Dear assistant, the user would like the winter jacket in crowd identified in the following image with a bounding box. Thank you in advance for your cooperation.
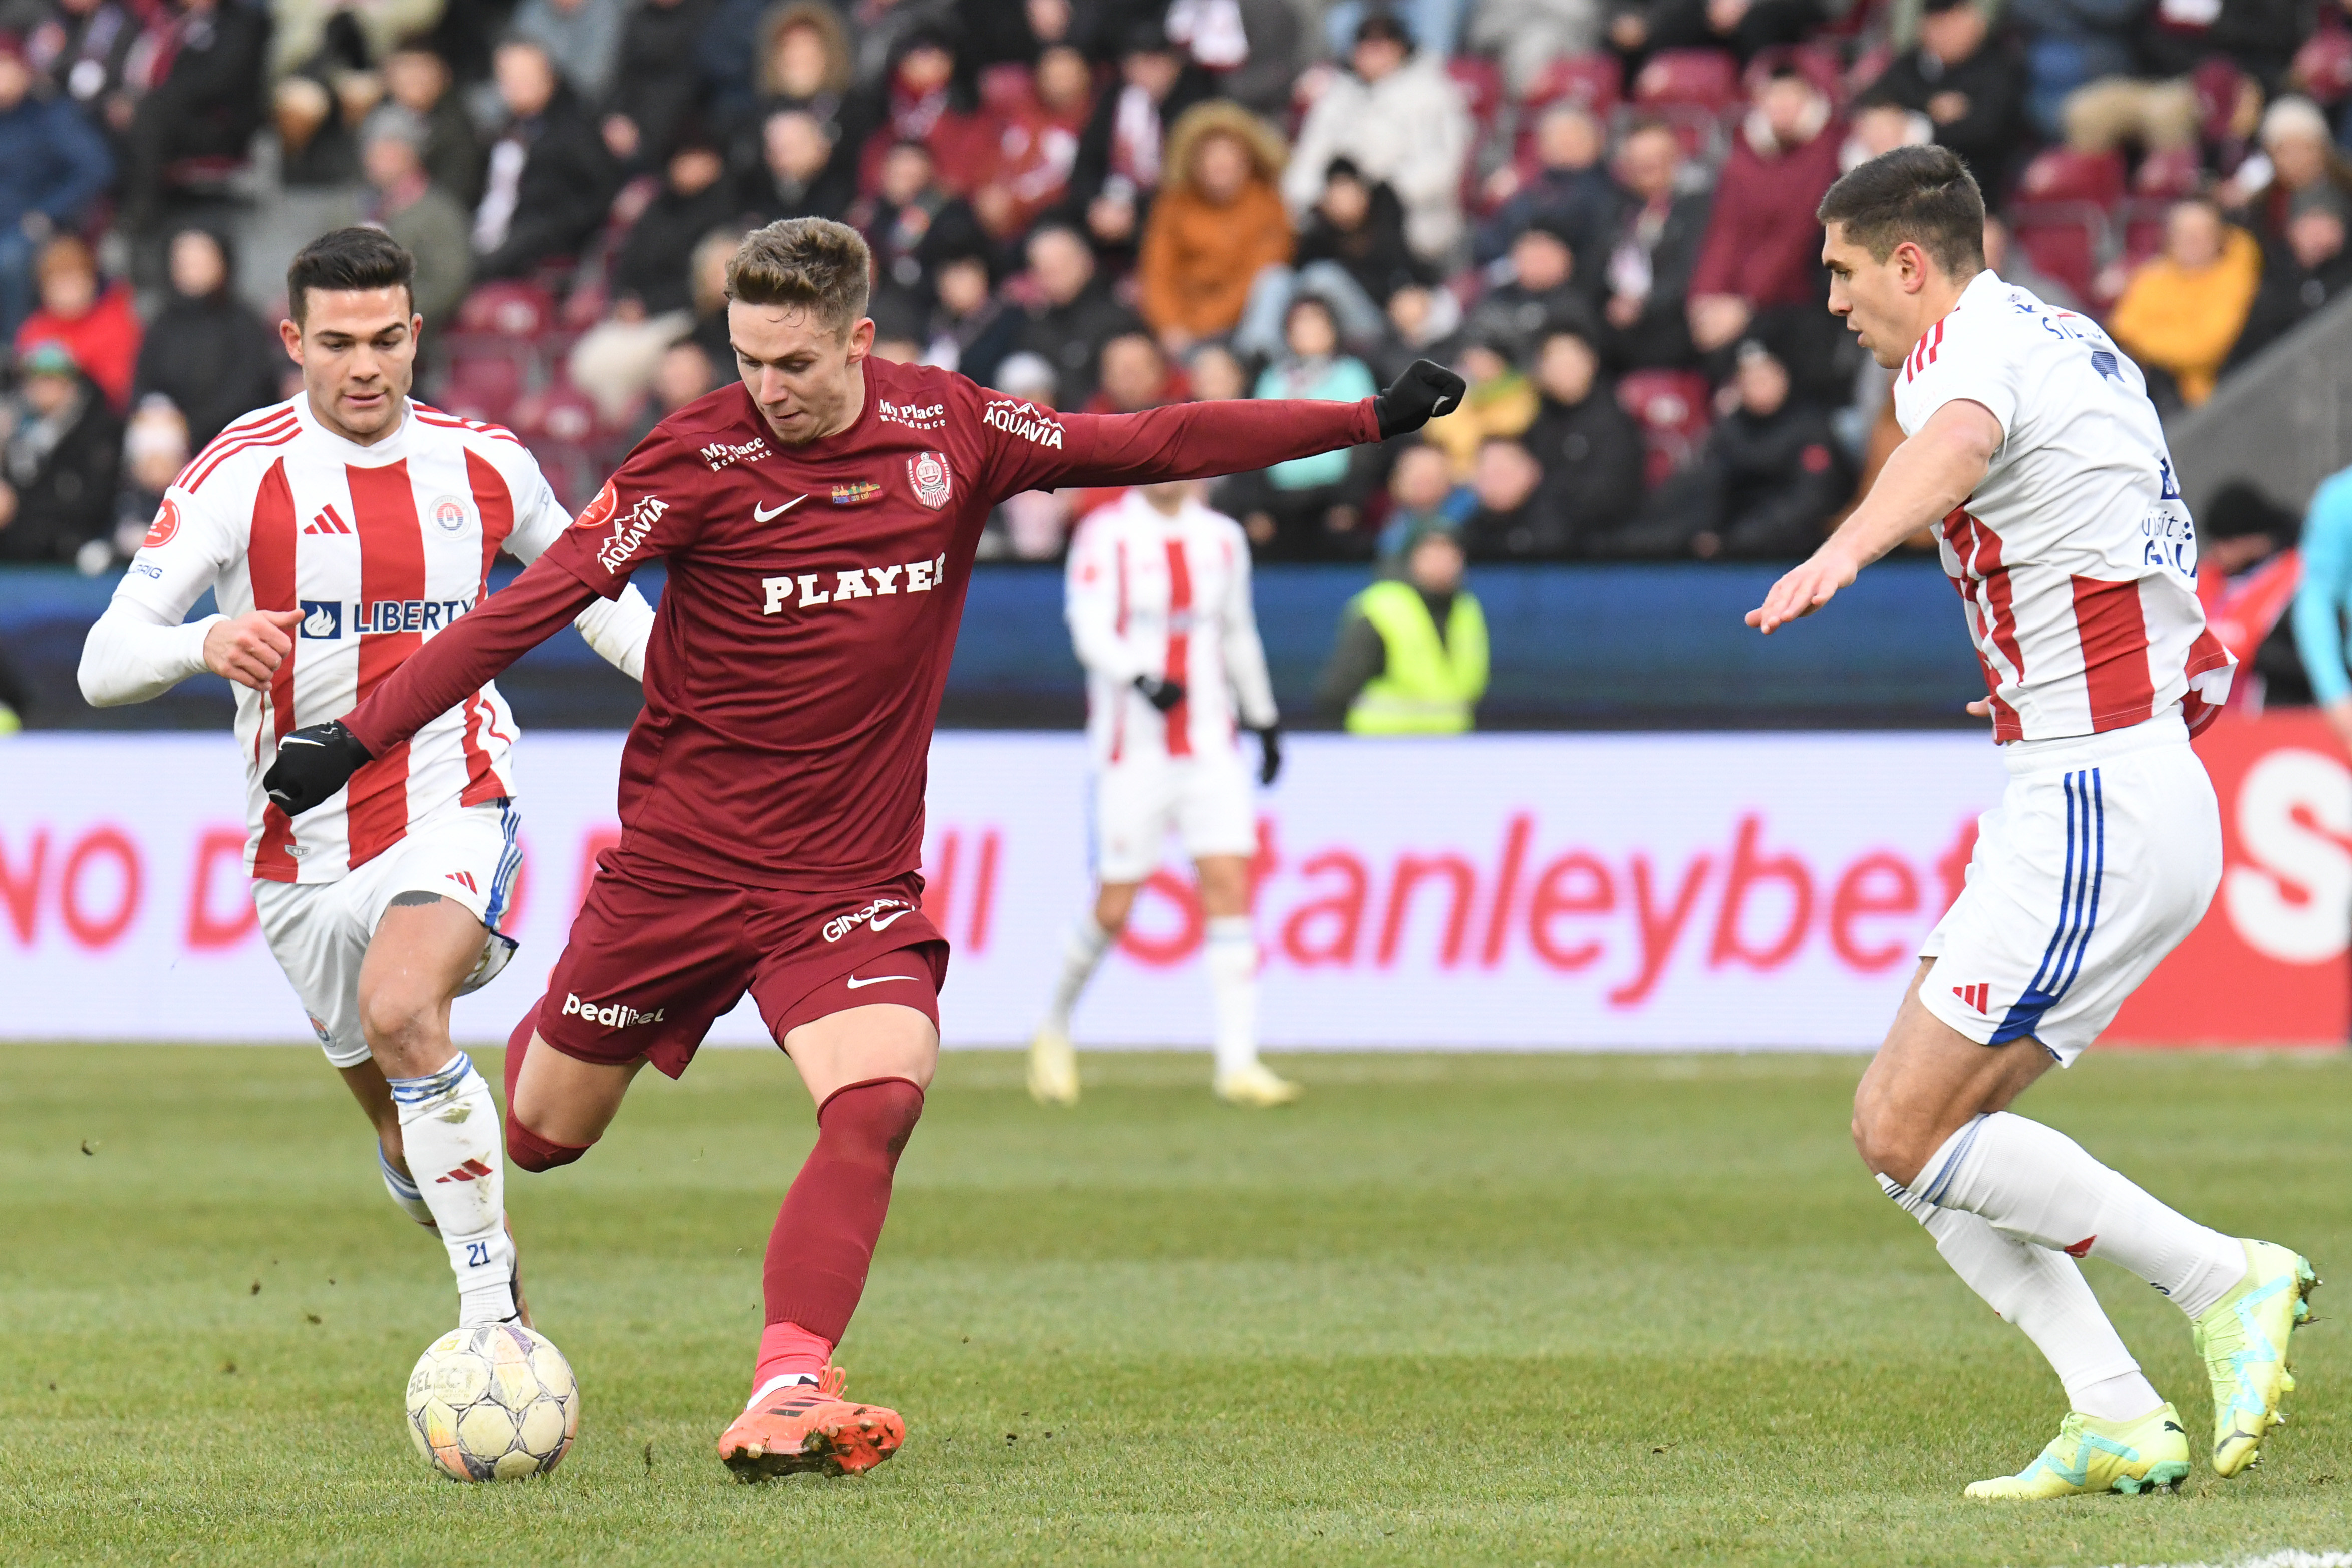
[1137,102,1294,340]
[1282,47,1474,263]
[1688,108,1843,310]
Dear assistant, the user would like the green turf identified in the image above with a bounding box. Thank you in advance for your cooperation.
[3,1044,2348,1566]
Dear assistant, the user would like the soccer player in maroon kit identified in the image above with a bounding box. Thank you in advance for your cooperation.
[264,218,1462,1479]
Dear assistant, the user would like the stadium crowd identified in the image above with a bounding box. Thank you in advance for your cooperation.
[0,0,2345,573]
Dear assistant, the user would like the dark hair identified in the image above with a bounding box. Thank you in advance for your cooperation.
[285,226,415,325]
[726,217,872,336]
[1816,145,1986,277]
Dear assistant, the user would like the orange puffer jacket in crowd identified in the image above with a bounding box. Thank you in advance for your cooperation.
[1136,102,1294,339]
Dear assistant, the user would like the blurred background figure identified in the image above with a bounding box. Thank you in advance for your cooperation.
[0,27,112,341]
[0,338,120,568]
[131,226,279,451]
[1320,522,1488,733]
[2107,197,2260,412]
[1136,101,1291,353]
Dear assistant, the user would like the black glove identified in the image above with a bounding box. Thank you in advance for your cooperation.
[1252,724,1282,787]
[1135,674,1186,713]
[1375,359,1467,439]
[262,720,373,817]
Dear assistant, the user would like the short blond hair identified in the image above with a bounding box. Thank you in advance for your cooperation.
[726,218,871,337]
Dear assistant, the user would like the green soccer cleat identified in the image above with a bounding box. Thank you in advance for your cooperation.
[2194,1238,2319,1478]
[1963,1404,2192,1500]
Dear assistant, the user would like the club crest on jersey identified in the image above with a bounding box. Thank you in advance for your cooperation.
[429,495,470,534]
[907,450,952,509]
[833,480,880,506]
[297,600,343,639]
[142,498,180,549]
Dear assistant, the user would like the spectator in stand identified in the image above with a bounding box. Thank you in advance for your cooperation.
[109,393,188,563]
[1424,339,1540,475]
[1840,100,1933,174]
[360,106,472,330]
[1170,0,1304,118]
[2137,0,2303,99]
[1476,103,1615,265]
[1015,222,1139,409]
[1232,293,1380,556]
[1238,158,1417,361]
[1380,280,1464,378]
[1458,436,1554,559]
[1137,101,1293,352]
[1983,211,2083,310]
[2227,96,2352,250]
[27,2,146,163]
[1374,442,1469,559]
[570,133,740,424]
[1859,0,2026,190]
[849,139,976,295]
[1687,65,1843,396]
[724,2,859,167]
[129,226,279,451]
[1468,0,1606,94]
[2108,196,2261,410]
[0,339,120,568]
[970,43,1093,242]
[684,223,749,373]
[1064,17,1215,263]
[601,0,718,166]
[514,0,629,104]
[1597,119,1708,370]
[1520,324,1645,554]
[921,243,1021,385]
[2228,186,2352,368]
[470,35,619,281]
[741,106,856,225]
[16,235,137,412]
[626,338,721,444]
[1464,216,1597,365]
[0,30,112,342]
[1087,328,1190,414]
[854,25,994,198]
[1282,12,1474,265]
[118,0,269,235]
[383,44,484,207]
[1320,522,1489,734]
[1607,0,1826,66]
[2004,0,2143,143]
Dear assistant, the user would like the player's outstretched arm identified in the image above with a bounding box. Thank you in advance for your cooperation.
[1747,398,2002,634]
[263,553,599,815]
[81,601,305,706]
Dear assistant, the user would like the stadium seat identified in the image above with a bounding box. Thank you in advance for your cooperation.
[2294,26,2352,104]
[1446,54,1508,131]
[2132,146,2202,200]
[512,385,604,446]
[1745,43,1845,107]
[2193,58,2251,144]
[436,356,527,425]
[454,281,558,340]
[1617,369,1712,486]
[979,61,1036,115]
[2005,203,2109,306]
[1632,49,1741,115]
[1519,52,1621,115]
[2116,199,2171,272]
[2015,148,2125,209]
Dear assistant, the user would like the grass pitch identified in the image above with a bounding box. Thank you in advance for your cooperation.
[3,1044,2349,1567]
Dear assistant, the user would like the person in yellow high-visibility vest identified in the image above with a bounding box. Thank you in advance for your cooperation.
[1317,523,1489,733]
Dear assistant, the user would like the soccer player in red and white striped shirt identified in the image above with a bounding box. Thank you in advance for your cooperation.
[1753,147,2313,1498]
[79,229,653,1328]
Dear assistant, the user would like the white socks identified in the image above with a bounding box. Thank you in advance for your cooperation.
[1918,1113,2246,1318]
[378,1146,437,1229]
[1044,916,1112,1033]
[1205,916,1258,1078]
[1881,1175,2161,1421]
[389,1052,517,1325]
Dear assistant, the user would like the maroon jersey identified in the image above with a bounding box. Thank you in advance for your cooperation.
[345,358,1378,887]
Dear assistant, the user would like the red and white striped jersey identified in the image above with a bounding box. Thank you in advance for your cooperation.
[1893,270,2233,743]
[1064,490,1277,767]
[109,394,645,883]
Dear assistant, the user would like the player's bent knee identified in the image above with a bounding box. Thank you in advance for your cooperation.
[505,1108,592,1172]
[816,1076,926,1161]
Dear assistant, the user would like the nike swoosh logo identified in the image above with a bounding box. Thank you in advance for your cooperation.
[754,497,808,522]
[845,974,916,989]
[868,909,913,932]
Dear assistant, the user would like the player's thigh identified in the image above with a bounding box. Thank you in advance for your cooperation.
[513,1033,647,1147]
[1094,760,1179,886]
[254,875,376,1071]
[782,1004,941,1106]
[536,854,757,1081]
[358,803,522,1004]
[1854,958,2057,1185]
[751,881,950,1104]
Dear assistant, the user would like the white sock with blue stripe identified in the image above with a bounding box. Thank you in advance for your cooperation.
[378,1147,437,1229]
[1880,1174,2161,1422]
[1205,916,1258,1079]
[389,1052,517,1325]
[1917,1113,2247,1320]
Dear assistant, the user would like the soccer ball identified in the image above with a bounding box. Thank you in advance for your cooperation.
[404,1323,580,1481]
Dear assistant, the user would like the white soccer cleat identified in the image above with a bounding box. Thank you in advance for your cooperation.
[1213,1062,1302,1108]
[1027,1026,1080,1106]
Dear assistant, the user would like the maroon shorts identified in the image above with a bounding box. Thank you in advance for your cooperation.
[537,852,949,1078]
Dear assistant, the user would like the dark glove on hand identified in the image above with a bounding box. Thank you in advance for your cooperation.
[1253,724,1282,787]
[1135,674,1186,713]
[1374,359,1468,439]
[262,720,373,817]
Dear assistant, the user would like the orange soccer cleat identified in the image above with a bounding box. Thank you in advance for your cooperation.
[718,1365,905,1480]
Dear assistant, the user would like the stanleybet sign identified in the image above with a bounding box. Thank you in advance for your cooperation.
[0,725,2342,1048]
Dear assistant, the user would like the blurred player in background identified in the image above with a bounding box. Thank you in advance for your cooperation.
[259,218,1463,1480]
[1027,479,1295,1109]
[1753,146,2316,1500]
[76,229,654,1328]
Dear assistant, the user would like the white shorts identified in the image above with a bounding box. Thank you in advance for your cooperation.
[253,801,523,1069]
[1092,752,1257,884]
[1919,717,2220,1065]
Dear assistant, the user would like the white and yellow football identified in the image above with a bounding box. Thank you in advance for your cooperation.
[404,1323,579,1481]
